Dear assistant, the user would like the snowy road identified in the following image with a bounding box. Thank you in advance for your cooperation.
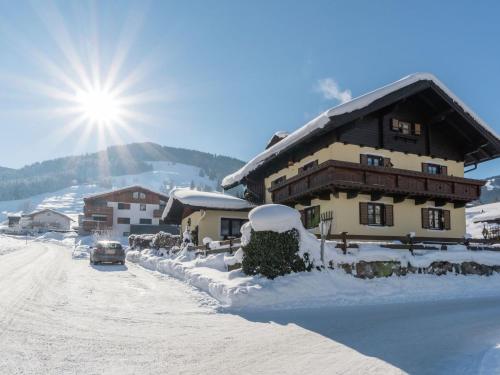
[1,237,500,374]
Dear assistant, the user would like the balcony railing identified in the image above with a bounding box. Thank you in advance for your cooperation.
[268,160,484,205]
[82,220,112,232]
[83,205,113,217]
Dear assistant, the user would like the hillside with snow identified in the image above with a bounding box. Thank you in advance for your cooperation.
[0,161,220,222]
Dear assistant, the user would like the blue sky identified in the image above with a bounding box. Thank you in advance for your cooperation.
[0,0,499,179]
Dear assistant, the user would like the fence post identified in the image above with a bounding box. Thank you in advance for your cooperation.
[341,231,348,255]
[406,234,414,255]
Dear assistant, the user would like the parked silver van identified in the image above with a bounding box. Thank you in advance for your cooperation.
[90,241,125,265]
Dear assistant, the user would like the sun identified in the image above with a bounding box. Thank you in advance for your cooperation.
[75,88,121,126]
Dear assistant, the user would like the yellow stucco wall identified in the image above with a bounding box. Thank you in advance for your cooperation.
[295,193,465,238]
[181,209,249,243]
[263,143,466,238]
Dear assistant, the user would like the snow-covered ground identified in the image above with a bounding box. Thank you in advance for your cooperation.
[1,235,500,374]
[0,161,218,222]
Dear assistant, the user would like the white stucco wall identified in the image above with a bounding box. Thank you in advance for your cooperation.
[108,202,161,236]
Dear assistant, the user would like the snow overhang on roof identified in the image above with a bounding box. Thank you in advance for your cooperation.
[84,185,169,201]
[162,188,254,224]
[222,73,500,189]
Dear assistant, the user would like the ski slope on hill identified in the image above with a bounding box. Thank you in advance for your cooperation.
[0,161,219,222]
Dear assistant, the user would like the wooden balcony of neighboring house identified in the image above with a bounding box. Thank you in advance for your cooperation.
[268,159,485,207]
[83,205,113,216]
[81,219,113,232]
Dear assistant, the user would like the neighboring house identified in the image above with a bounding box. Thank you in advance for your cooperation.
[7,215,21,228]
[21,209,73,232]
[81,185,172,237]
[162,188,254,245]
[222,73,500,239]
[473,210,500,239]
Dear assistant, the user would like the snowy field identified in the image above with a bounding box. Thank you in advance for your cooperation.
[0,161,218,222]
[1,234,500,374]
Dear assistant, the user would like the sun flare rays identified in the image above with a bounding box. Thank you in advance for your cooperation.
[0,0,167,164]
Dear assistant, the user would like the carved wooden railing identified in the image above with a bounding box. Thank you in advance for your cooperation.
[269,160,484,204]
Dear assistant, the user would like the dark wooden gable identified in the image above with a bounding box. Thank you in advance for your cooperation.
[244,80,500,188]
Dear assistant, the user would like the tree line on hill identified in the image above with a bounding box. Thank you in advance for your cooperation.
[0,142,244,201]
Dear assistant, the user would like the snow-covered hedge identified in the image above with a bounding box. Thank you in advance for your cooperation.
[129,232,180,250]
[241,204,319,279]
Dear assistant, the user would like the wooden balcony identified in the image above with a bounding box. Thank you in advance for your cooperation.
[268,160,485,207]
[81,220,113,232]
[83,205,113,217]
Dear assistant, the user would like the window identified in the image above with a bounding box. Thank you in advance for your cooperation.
[139,218,152,225]
[360,203,394,226]
[368,203,384,226]
[422,208,450,230]
[118,203,131,210]
[133,192,139,199]
[271,176,286,187]
[299,160,318,173]
[220,218,247,238]
[367,155,384,167]
[140,204,146,211]
[140,192,146,200]
[391,118,422,136]
[92,215,107,222]
[423,163,447,175]
[301,206,320,229]
[117,217,130,224]
[428,209,444,230]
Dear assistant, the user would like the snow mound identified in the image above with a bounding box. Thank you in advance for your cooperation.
[248,204,302,233]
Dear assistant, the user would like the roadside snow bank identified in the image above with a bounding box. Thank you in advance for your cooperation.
[127,247,500,310]
[34,231,77,247]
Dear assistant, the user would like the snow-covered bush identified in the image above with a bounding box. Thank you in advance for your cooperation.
[241,204,318,279]
[242,229,310,279]
[152,231,180,249]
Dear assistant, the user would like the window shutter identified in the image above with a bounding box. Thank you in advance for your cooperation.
[360,154,368,165]
[383,157,392,168]
[421,163,428,173]
[443,210,451,230]
[384,205,394,226]
[391,118,399,131]
[413,123,422,135]
[359,202,369,225]
[441,166,448,176]
[421,208,430,229]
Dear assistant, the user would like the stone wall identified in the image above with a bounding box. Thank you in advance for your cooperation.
[332,260,500,279]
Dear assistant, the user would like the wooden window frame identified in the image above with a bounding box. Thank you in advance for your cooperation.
[140,203,147,211]
[117,217,130,224]
[360,203,394,227]
[299,160,318,174]
[118,203,131,210]
[301,206,320,229]
[391,118,422,136]
[220,218,247,238]
[422,163,447,176]
[271,176,286,187]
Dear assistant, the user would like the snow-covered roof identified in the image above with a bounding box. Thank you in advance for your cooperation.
[222,73,500,188]
[162,188,254,222]
[472,202,500,223]
[84,185,169,201]
[24,208,75,221]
